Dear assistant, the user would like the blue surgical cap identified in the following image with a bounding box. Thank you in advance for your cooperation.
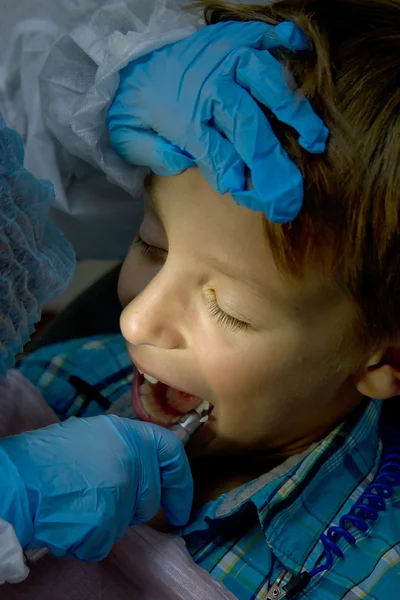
[0,113,75,376]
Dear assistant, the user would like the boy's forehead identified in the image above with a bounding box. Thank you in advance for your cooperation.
[149,171,342,313]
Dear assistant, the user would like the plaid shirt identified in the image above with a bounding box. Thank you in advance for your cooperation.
[17,335,400,599]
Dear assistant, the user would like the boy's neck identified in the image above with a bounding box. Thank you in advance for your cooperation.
[190,453,284,511]
[189,391,369,508]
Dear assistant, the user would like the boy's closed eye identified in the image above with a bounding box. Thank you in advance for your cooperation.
[133,234,251,334]
[133,234,167,260]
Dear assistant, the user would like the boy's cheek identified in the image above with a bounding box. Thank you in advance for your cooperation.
[198,330,298,403]
[197,341,293,437]
[195,328,344,449]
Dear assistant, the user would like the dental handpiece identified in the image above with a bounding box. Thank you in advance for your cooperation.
[168,400,211,446]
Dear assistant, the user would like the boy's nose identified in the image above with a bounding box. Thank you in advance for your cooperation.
[119,278,187,350]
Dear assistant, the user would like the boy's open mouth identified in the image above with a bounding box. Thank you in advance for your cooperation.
[131,367,202,426]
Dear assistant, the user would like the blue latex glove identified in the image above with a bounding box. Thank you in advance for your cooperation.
[107,20,328,223]
[0,415,192,561]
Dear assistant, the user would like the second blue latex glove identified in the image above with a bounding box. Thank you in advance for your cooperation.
[107,20,328,223]
[0,415,192,561]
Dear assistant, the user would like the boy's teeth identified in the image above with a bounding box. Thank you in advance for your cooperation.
[143,372,159,385]
[196,400,210,413]
[136,366,158,384]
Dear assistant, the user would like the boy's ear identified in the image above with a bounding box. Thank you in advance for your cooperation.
[354,338,400,399]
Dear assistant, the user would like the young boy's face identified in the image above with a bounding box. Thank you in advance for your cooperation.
[119,169,364,458]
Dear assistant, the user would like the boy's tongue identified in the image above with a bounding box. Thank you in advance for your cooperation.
[152,380,200,413]
[133,373,201,426]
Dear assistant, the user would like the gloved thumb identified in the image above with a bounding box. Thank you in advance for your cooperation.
[108,122,194,174]
[273,21,309,51]
[155,427,194,527]
[109,417,194,527]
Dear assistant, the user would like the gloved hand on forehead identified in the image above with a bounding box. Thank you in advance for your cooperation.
[0,415,193,561]
[0,113,75,375]
[108,20,328,224]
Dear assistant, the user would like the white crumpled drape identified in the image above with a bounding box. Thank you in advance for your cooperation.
[0,0,201,259]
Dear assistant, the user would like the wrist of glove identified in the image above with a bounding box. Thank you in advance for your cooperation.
[0,415,193,561]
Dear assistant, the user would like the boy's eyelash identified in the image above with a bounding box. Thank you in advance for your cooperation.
[205,294,249,333]
[133,235,165,258]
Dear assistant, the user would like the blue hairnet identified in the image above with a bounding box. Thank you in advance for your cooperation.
[0,113,75,376]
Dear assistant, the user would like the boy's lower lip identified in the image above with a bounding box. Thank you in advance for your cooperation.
[130,368,201,426]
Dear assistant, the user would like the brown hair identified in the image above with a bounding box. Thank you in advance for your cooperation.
[195,0,400,344]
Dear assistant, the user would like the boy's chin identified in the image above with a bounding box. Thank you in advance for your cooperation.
[184,421,248,460]
[185,420,219,459]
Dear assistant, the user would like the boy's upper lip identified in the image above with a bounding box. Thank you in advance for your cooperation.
[130,355,199,397]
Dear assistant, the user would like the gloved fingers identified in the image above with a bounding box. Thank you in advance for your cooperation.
[209,20,281,51]
[67,527,115,562]
[272,21,310,52]
[215,20,308,53]
[250,145,304,223]
[156,430,194,527]
[234,47,329,153]
[151,134,195,176]
[182,120,244,194]
[109,126,194,174]
[129,471,162,525]
[107,417,163,525]
[108,85,242,186]
[232,165,303,223]
[212,20,305,53]
[210,79,303,221]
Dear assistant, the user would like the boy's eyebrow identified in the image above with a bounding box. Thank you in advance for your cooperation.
[194,250,277,300]
[145,175,283,302]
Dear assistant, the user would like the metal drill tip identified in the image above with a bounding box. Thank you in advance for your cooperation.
[195,400,213,420]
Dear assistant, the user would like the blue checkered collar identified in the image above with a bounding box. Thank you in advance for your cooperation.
[182,399,382,573]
